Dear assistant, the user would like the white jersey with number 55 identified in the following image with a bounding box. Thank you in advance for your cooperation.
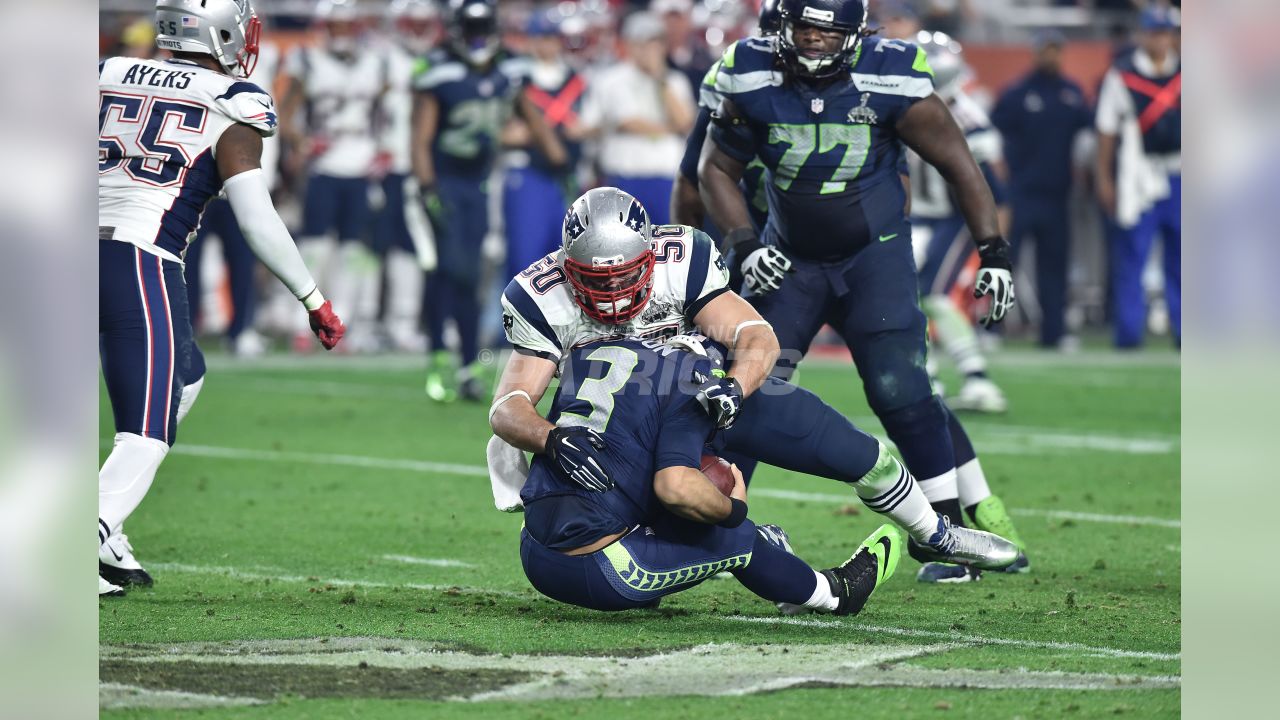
[98,56,277,263]
[501,225,730,363]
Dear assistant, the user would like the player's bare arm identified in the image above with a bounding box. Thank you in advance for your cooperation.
[670,173,705,228]
[515,93,569,168]
[410,90,441,188]
[489,351,558,454]
[897,94,1000,243]
[277,75,307,156]
[696,99,754,238]
[692,291,779,397]
[654,462,745,525]
[898,93,1014,326]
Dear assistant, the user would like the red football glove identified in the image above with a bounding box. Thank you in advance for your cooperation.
[308,300,346,350]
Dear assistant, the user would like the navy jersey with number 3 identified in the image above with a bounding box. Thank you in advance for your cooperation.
[520,339,715,551]
[710,36,935,260]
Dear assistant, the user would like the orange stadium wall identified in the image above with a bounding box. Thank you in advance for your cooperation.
[964,41,1115,99]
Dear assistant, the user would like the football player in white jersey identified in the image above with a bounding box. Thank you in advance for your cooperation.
[374,0,440,352]
[488,188,1019,575]
[906,32,1011,415]
[279,0,388,351]
[98,0,345,596]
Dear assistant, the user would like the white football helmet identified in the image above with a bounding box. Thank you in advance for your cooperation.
[917,30,970,101]
[155,0,261,78]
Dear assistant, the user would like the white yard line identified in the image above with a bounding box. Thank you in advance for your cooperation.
[379,555,477,569]
[750,487,1181,528]
[722,616,1181,661]
[112,441,1179,529]
[150,562,525,599]
[98,683,262,710]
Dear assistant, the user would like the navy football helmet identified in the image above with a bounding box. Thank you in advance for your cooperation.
[759,0,783,35]
[776,0,868,78]
[447,0,499,66]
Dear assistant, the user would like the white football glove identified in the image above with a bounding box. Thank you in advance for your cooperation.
[973,238,1015,327]
[741,246,792,295]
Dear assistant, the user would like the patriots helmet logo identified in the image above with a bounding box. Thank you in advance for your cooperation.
[563,207,587,242]
[624,200,648,234]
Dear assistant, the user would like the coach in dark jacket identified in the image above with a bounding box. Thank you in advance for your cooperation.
[991,31,1092,349]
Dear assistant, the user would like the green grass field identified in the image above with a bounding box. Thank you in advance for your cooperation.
[99,345,1180,718]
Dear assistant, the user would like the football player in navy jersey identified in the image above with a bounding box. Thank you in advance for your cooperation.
[518,334,901,616]
[411,0,567,402]
[698,0,1021,581]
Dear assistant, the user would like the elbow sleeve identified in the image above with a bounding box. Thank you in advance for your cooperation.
[222,169,318,301]
[707,109,757,164]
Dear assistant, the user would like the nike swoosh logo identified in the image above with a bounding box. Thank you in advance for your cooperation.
[107,546,124,562]
[875,536,893,582]
[878,233,898,242]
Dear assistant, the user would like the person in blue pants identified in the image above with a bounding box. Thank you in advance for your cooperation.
[1095,7,1181,348]
[184,199,259,354]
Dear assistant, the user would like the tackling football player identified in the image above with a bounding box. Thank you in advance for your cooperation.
[518,334,900,615]
[411,0,567,402]
[98,0,345,595]
[698,0,1021,581]
[489,187,1018,575]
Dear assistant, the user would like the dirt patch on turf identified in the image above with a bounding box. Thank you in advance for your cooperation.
[100,659,532,701]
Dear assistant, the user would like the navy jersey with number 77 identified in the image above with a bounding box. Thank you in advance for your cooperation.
[709,35,936,261]
[520,339,716,551]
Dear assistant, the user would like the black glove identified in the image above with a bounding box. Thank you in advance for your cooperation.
[695,372,744,430]
[974,236,1015,327]
[544,426,613,492]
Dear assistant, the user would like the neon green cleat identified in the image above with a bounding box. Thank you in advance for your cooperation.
[821,524,901,616]
[970,495,1030,573]
[457,359,497,402]
[425,350,457,403]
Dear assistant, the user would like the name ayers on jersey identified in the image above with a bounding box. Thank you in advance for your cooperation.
[99,57,277,263]
[500,225,730,362]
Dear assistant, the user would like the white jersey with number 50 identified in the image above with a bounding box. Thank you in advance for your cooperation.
[98,56,277,263]
[501,225,730,363]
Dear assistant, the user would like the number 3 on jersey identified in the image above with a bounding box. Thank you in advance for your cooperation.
[100,93,207,186]
[559,346,639,433]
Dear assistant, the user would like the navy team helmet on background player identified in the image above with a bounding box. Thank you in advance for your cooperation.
[448,0,500,67]
[775,0,868,78]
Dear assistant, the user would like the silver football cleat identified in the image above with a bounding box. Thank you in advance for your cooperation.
[913,515,1020,571]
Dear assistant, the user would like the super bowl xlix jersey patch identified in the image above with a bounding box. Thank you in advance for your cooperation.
[500,226,729,363]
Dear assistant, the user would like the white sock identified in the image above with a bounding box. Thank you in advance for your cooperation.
[384,248,425,346]
[99,432,169,541]
[956,457,993,509]
[850,445,939,543]
[923,294,987,376]
[916,468,959,504]
[803,570,839,612]
[176,376,204,425]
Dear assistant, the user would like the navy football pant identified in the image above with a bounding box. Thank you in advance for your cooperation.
[718,378,881,483]
[749,227,956,483]
[301,174,372,242]
[374,173,415,254]
[185,199,256,340]
[1111,175,1181,348]
[426,175,488,366]
[503,166,567,280]
[1009,193,1071,347]
[100,241,204,446]
[520,518,816,611]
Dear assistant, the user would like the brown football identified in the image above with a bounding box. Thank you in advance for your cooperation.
[700,453,736,497]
